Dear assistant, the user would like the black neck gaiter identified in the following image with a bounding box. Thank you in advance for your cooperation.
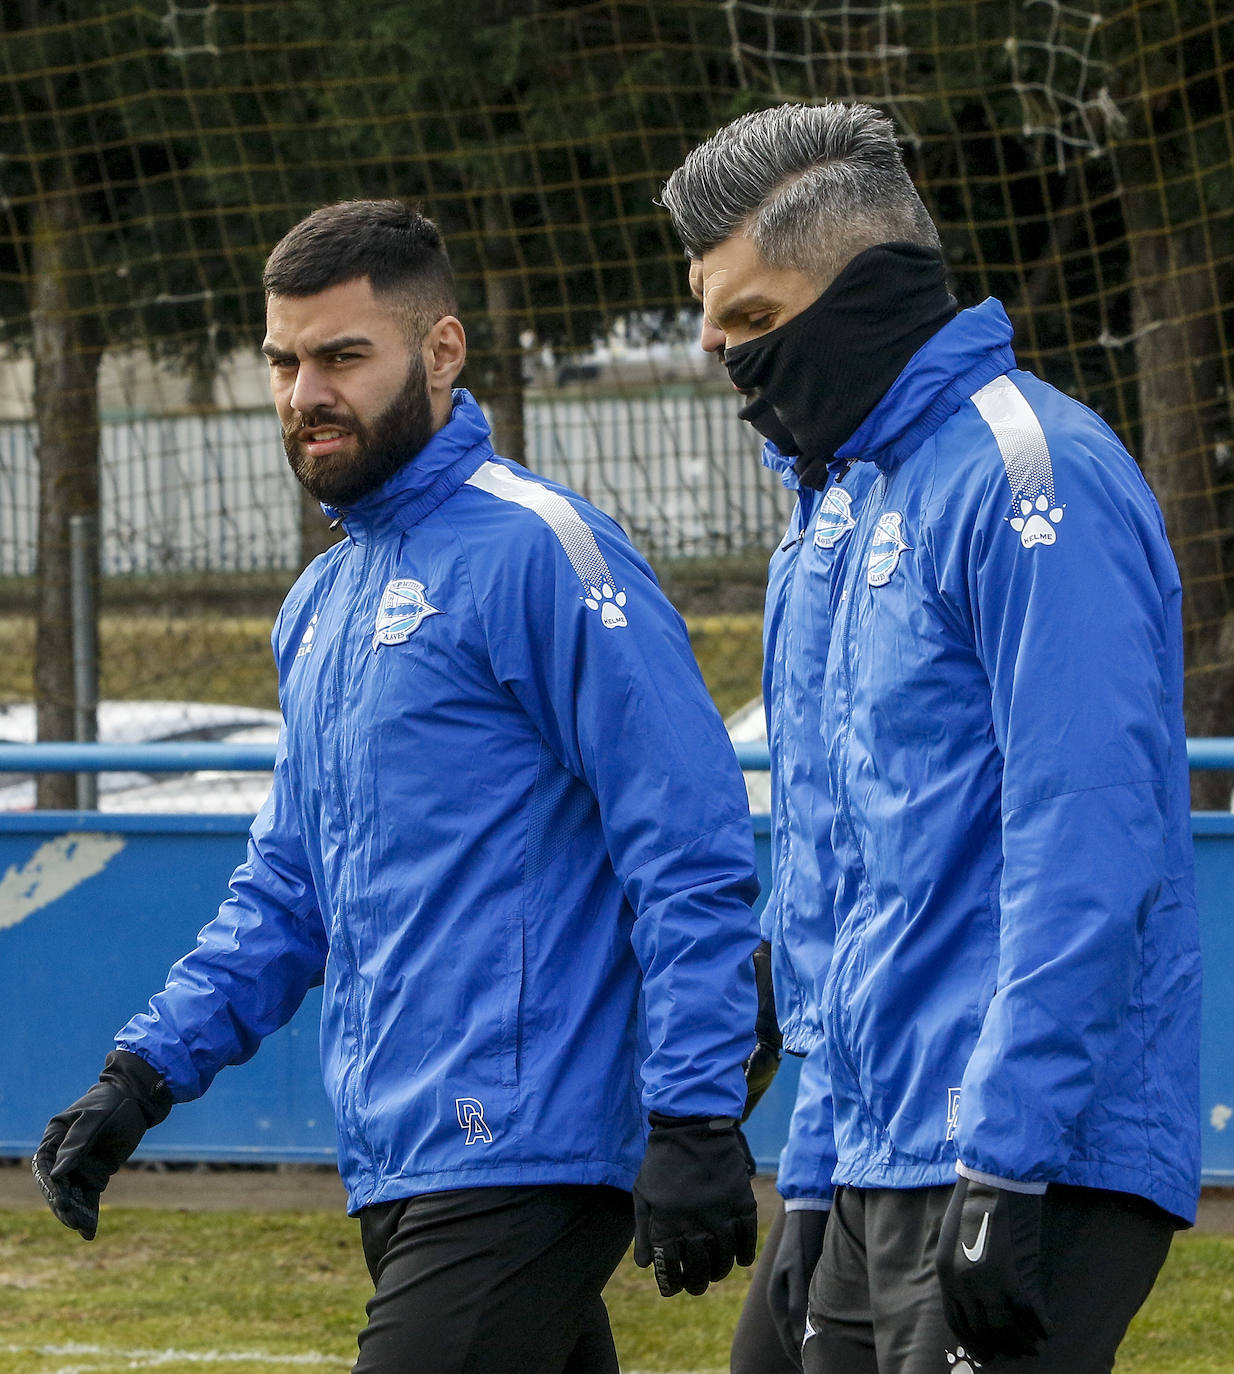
[723,242,957,488]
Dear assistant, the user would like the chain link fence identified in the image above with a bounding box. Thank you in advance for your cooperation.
[0,2,1230,804]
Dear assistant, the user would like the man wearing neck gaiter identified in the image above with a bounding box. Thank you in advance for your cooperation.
[662,102,1199,1374]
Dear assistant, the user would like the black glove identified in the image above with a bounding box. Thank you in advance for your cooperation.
[632,1112,759,1297]
[935,1176,1050,1362]
[32,1049,173,1240]
[742,940,783,1123]
[768,1205,829,1365]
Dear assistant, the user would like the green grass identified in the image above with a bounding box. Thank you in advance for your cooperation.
[0,615,280,712]
[0,611,766,722]
[0,1208,363,1373]
[0,1205,1231,1374]
[685,614,763,720]
[1114,1233,1234,1371]
[0,1204,748,1374]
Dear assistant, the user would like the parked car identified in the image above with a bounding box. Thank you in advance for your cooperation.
[0,701,280,814]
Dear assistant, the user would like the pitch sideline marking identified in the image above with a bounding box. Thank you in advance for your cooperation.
[0,1341,351,1370]
[0,1343,721,1374]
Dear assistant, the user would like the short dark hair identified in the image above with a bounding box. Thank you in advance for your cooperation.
[661,102,940,286]
[263,200,458,340]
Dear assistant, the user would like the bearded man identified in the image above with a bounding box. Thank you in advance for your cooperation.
[33,200,766,1374]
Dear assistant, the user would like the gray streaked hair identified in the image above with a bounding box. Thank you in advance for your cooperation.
[660,102,941,283]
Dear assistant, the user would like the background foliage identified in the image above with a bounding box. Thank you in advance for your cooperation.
[1,1,1231,801]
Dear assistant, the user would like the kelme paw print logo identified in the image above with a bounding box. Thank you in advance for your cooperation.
[585,582,628,629]
[946,1346,982,1372]
[295,612,318,659]
[1009,492,1064,548]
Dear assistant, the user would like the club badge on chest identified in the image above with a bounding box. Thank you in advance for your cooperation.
[867,512,911,587]
[373,578,441,650]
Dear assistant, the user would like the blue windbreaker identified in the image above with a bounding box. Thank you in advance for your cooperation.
[761,449,879,1054]
[764,300,1201,1224]
[775,1047,835,1208]
[759,449,871,1212]
[118,390,761,1213]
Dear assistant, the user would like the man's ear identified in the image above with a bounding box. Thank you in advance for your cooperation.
[425,315,466,394]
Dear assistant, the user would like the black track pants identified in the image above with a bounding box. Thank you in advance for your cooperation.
[731,1201,802,1374]
[803,1183,1174,1374]
[353,1184,635,1374]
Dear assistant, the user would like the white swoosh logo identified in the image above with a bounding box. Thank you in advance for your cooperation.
[962,1210,990,1263]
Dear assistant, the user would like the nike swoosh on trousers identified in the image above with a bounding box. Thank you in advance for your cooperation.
[962,1210,990,1263]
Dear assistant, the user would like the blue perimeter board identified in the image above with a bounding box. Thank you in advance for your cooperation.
[0,807,1230,1182]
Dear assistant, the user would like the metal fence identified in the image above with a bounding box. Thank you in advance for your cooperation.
[0,390,790,577]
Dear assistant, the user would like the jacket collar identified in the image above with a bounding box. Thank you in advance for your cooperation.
[760,437,801,491]
[836,298,1017,473]
[322,389,493,541]
[759,298,1016,489]
[760,441,853,495]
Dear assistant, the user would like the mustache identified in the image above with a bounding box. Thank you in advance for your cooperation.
[286,408,356,439]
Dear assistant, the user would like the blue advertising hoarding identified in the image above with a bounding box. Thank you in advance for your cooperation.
[0,780,1231,1181]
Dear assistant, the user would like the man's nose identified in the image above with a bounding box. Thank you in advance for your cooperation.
[288,363,335,417]
[699,317,726,355]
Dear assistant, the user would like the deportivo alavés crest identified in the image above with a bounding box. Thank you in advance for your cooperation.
[372,578,441,650]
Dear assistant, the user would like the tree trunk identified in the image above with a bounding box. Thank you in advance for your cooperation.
[31,178,102,809]
[1097,8,1234,807]
[1123,206,1234,806]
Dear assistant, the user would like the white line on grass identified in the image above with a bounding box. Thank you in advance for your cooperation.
[0,1342,352,1371]
[0,1345,720,1374]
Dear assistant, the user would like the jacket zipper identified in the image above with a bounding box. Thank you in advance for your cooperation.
[331,537,379,1190]
[771,496,811,1032]
[831,473,890,1151]
[835,472,885,885]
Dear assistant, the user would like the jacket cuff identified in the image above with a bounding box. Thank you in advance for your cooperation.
[648,1111,739,1131]
[783,1196,833,1212]
[956,1161,1047,1194]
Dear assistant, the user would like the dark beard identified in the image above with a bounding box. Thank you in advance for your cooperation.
[284,354,435,507]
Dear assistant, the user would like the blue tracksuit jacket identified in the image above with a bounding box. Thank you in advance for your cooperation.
[775,1047,835,1209]
[118,390,761,1213]
[763,299,1201,1224]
